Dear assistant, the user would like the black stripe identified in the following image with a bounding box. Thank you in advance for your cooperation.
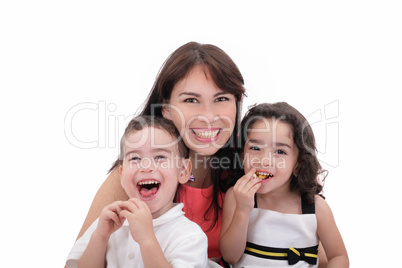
[244,242,318,261]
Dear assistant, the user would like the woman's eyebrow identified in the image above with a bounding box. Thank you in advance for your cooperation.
[178,91,230,98]
[178,92,201,97]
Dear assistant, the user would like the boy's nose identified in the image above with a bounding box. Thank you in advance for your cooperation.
[139,157,155,172]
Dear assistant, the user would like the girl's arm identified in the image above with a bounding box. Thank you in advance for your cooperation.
[316,196,349,267]
[76,168,129,240]
[219,169,261,264]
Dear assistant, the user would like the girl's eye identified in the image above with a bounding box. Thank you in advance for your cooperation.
[129,156,140,161]
[184,98,198,103]
[275,149,286,155]
[155,155,167,160]
[249,146,260,151]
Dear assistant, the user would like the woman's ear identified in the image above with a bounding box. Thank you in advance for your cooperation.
[162,103,172,120]
[178,159,192,184]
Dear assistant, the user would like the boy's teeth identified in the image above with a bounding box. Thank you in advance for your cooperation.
[138,180,159,185]
[193,129,219,138]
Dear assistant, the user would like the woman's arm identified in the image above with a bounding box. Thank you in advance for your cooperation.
[76,168,129,240]
[316,196,349,268]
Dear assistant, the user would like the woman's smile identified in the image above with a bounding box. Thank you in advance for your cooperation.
[191,128,221,142]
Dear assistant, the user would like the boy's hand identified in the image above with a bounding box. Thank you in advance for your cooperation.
[233,168,262,213]
[119,198,154,245]
[95,201,126,239]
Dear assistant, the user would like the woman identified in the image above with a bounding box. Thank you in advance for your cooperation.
[77,42,245,261]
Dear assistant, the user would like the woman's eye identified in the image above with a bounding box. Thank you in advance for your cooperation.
[184,98,198,103]
[215,96,229,102]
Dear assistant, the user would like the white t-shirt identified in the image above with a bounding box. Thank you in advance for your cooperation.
[66,203,208,268]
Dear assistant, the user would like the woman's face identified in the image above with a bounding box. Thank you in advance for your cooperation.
[163,65,237,156]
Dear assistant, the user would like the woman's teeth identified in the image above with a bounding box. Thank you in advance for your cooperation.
[255,172,273,180]
[192,129,220,139]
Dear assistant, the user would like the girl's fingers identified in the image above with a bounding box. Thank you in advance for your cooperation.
[235,169,256,188]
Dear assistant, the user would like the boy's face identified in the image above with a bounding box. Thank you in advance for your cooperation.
[120,127,191,218]
[243,119,299,195]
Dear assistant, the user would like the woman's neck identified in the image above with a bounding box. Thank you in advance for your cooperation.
[186,151,213,188]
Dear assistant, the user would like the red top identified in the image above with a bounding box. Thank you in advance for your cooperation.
[176,184,224,258]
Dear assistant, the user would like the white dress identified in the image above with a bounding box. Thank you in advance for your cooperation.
[233,197,319,268]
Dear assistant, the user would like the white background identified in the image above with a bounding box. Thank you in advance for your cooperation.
[1,1,401,267]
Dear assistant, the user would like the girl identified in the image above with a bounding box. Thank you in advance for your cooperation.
[219,102,348,267]
[75,42,246,262]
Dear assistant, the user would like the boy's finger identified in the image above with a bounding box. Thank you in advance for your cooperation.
[130,198,150,213]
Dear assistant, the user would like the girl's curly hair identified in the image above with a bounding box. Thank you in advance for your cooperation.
[239,102,326,203]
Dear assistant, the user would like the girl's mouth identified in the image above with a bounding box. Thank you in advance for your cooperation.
[255,171,274,180]
[137,180,160,199]
[191,128,221,141]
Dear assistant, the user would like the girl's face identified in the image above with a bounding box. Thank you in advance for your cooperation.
[163,65,237,156]
[243,119,299,195]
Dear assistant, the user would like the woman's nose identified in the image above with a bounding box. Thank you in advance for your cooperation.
[197,103,219,123]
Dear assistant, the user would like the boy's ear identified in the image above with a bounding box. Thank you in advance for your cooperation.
[178,159,192,184]
[162,103,172,120]
[119,165,123,177]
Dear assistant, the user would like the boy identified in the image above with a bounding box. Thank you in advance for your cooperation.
[66,116,208,268]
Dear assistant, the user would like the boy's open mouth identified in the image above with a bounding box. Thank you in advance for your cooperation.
[137,180,160,199]
[255,171,274,180]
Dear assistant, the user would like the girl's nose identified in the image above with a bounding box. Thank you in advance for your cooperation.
[261,153,273,168]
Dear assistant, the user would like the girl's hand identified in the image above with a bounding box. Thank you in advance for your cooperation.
[119,198,155,245]
[233,168,262,213]
[95,201,125,239]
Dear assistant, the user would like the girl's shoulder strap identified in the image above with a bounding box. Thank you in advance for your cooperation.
[301,194,315,214]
